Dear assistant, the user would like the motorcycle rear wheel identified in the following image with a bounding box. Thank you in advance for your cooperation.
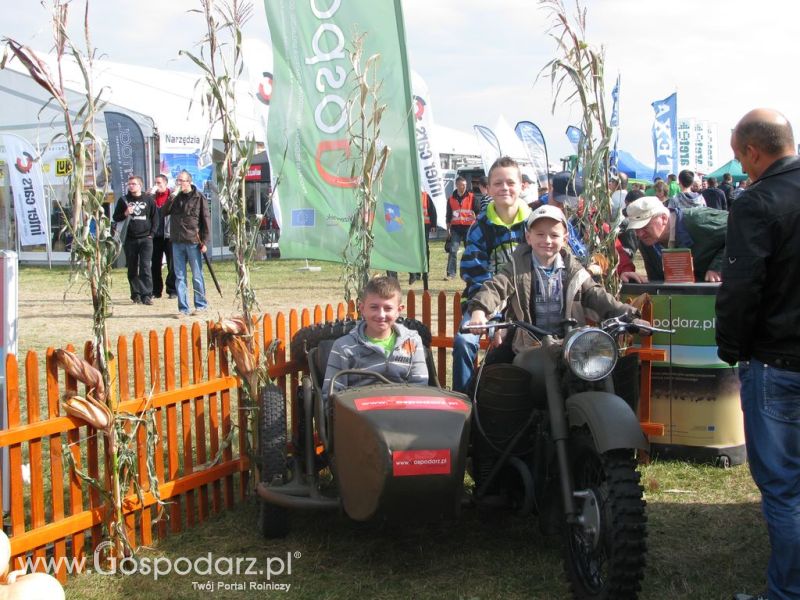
[563,433,646,599]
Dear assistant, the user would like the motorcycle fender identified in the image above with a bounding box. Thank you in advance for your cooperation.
[566,392,649,453]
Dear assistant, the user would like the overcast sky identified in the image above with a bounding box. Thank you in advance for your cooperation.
[4,0,798,170]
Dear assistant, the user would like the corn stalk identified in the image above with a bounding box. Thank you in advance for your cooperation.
[341,33,390,306]
[539,0,619,295]
[181,0,269,477]
[0,1,142,559]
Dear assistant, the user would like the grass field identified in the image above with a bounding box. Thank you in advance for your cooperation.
[12,241,769,599]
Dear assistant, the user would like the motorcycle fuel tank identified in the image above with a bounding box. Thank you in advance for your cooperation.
[332,384,471,522]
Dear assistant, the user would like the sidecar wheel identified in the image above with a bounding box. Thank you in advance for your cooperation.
[258,384,290,539]
[563,433,646,599]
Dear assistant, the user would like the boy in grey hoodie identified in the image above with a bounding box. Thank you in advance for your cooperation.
[323,276,428,404]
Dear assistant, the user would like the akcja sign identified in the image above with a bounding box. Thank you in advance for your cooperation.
[651,93,678,180]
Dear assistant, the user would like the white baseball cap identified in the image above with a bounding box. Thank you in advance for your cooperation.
[526,204,568,228]
[625,197,669,230]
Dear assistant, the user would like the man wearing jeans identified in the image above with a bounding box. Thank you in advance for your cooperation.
[716,108,800,600]
[161,170,211,316]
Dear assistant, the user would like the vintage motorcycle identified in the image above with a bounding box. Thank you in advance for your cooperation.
[256,315,672,599]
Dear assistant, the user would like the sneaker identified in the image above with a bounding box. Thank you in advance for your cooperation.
[142,297,154,306]
[132,296,141,304]
[732,593,768,600]
[175,311,189,319]
[168,292,178,299]
[191,307,209,316]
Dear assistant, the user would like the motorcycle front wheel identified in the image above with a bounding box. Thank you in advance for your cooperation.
[563,432,647,599]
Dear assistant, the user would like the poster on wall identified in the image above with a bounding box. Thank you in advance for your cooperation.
[159,131,213,192]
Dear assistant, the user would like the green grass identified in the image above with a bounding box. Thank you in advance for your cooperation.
[61,461,766,600]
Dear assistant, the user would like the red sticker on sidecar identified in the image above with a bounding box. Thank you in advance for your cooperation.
[392,449,451,477]
[354,395,469,412]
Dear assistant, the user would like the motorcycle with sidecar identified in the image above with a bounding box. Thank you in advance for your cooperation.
[256,315,672,599]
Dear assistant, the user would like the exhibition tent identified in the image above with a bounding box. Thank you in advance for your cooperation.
[706,158,747,183]
[616,149,654,181]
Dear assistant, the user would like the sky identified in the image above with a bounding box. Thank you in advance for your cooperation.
[4,0,798,171]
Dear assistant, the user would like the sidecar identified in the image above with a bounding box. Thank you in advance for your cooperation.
[255,319,472,538]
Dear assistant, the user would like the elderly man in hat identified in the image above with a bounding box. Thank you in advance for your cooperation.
[620,196,727,283]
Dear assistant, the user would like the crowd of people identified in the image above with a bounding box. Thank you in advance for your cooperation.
[112,169,211,317]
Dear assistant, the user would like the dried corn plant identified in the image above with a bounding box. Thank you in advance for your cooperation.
[341,33,390,306]
[1,0,166,562]
[181,0,274,477]
[55,349,167,561]
[182,0,259,329]
[540,0,620,295]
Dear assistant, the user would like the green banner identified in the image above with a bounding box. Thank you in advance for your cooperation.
[264,0,425,272]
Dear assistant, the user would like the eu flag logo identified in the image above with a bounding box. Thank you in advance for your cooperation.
[292,209,315,228]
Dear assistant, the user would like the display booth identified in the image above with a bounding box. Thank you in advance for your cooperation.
[622,282,746,466]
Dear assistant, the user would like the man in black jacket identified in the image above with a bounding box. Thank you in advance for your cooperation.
[717,108,800,600]
[718,172,735,208]
[161,170,212,316]
[113,175,157,305]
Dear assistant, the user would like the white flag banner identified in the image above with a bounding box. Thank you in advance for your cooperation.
[677,118,695,171]
[694,120,708,173]
[241,37,281,226]
[706,121,719,171]
[473,125,501,178]
[1,134,48,247]
[411,70,447,229]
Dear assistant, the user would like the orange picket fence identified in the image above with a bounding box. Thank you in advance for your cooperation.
[0,290,662,583]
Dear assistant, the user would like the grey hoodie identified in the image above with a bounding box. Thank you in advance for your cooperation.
[667,191,706,210]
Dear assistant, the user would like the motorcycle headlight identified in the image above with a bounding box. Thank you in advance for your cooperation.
[563,329,618,381]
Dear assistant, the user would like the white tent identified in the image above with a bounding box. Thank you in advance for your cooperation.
[0,52,265,146]
[0,52,267,263]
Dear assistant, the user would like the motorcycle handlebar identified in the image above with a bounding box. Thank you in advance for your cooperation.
[461,317,676,338]
[459,320,556,338]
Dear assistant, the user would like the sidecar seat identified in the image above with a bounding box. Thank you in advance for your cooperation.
[308,339,335,392]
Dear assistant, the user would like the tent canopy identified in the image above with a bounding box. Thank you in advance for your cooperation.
[706,159,747,183]
[616,149,654,181]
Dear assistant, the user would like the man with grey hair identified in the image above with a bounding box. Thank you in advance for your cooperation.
[718,108,800,600]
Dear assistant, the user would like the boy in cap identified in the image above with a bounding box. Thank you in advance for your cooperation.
[620,196,727,283]
[467,204,642,354]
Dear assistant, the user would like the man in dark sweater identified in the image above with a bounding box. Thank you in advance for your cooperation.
[113,175,158,304]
